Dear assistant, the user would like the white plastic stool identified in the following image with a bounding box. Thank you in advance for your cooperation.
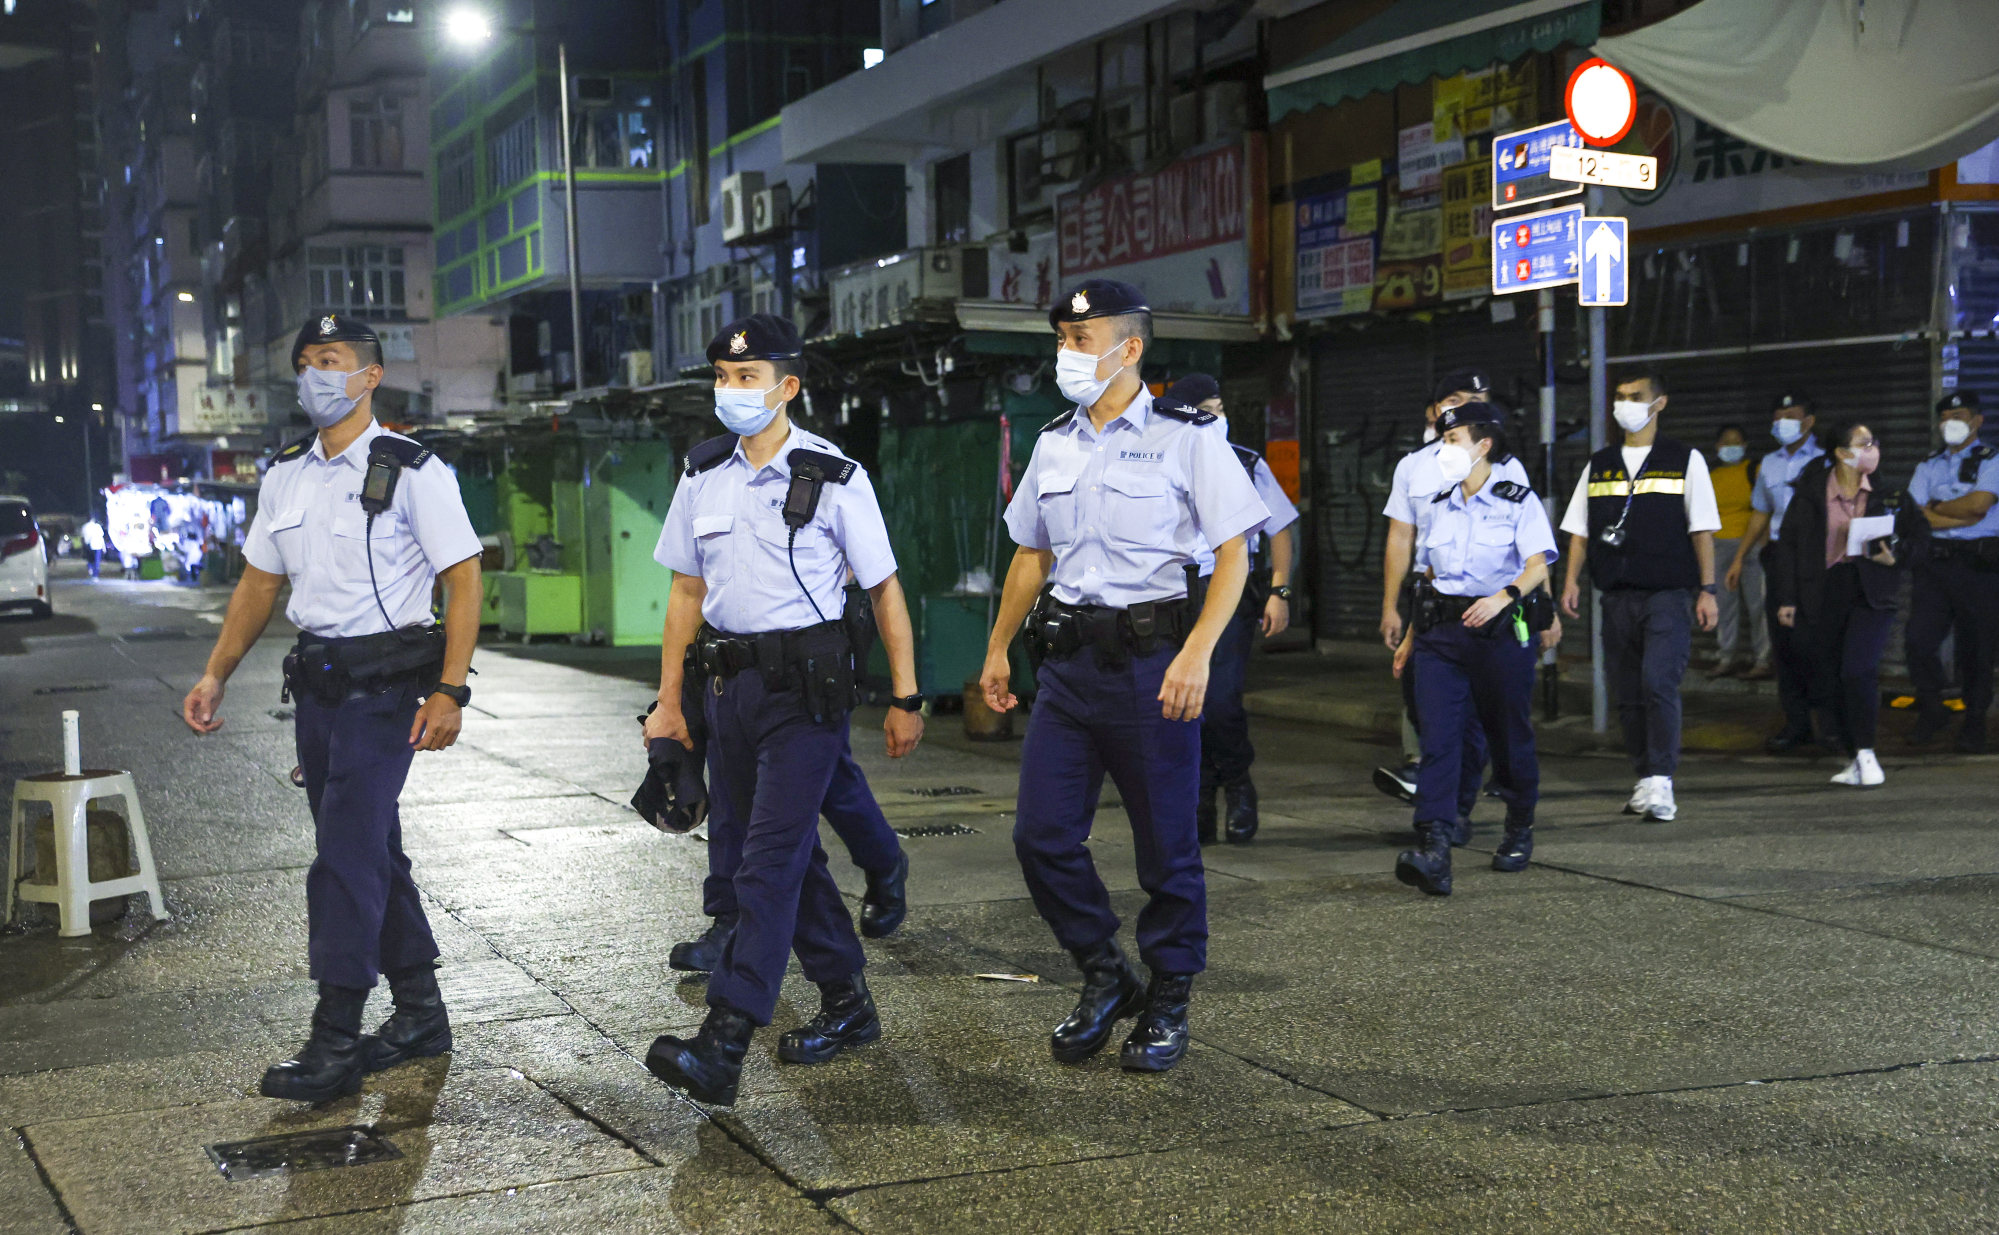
[7,771,167,937]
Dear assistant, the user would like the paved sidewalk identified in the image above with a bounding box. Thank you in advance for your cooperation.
[3,562,1998,1233]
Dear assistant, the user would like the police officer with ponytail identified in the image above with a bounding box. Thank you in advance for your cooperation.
[1392,400,1556,895]
[640,315,923,1108]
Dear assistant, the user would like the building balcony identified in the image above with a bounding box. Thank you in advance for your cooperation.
[296,170,431,240]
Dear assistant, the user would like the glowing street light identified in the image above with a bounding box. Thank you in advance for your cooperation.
[442,7,493,47]
[176,291,195,302]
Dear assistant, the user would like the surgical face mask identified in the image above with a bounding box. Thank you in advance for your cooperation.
[1434,443,1475,486]
[296,366,367,429]
[1942,418,1974,447]
[1612,399,1656,433]
[1054,342,1128,407]
[1422,424,1438,444]
[714,384,782,436]
[1841,444,1881,475]
[1717,444,1746,464]
[1772,417,1804,446]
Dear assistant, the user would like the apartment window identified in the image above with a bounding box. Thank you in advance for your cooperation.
[437,135,476,219]
[487,113,537,192]
[576,109,657,170]
[350,96,405,170]
[308,245,407,320]
[933,153,971,244]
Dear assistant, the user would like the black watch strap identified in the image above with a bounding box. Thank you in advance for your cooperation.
[1701,583,1719,595]
[889,693,924,712]
[1504,584,1522,601]
[432,683,471,706]
[1271,585,1294,600]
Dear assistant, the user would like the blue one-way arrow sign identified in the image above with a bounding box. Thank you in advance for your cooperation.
[1578,216,1629,307]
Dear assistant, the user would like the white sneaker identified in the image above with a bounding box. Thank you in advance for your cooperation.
[1622,778,1655,815]
[1832,750,1885,787]
[1644,777,1677,821]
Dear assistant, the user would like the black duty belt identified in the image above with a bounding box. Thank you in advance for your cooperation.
[283,626,445,705]
[1025,594,1194,668]
[694,619,858,723]
[1412,581,1538,637]
[1929,537,1999,567]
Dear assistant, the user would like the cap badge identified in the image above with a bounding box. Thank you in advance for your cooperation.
[319,315,337,336]
[1071,290,1089,315]
[729,331,748,356]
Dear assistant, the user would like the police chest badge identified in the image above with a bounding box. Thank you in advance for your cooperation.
[728,331,749,356]
[1071,290,1089,315]
[319,314,337,337]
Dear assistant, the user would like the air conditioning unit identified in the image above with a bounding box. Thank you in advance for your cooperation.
[573,76,614,106]
[719,172,764,243]
[748,183,790,239]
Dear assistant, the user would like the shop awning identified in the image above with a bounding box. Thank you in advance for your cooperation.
[955,300,1263,343]
[1265,0,1600,121]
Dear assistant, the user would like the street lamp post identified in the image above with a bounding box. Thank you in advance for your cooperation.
[445,7,586,393]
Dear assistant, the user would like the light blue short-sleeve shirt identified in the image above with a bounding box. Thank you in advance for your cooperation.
[240,420,482,638]
[654,425,897,634]
[1385,440,1532,526]
[1194,448,1300,575]
[1909,445,1999,540]
[1004,390,1268,607]
[1421,480,1559,598]
[1750,438,1824,541]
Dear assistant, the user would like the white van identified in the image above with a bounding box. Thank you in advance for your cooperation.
[0,496,52,618]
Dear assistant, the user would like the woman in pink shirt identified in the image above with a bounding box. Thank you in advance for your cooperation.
[1771,423,1928,786]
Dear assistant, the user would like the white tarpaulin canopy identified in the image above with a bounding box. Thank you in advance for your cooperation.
[1595,0,1999,171]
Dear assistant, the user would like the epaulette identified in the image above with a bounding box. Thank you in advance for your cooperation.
[1959,443,1995,483]
[1231,443,1261,474]
[1040,409,1076,434]
[1491,480,1531,503]
[1152,398,1219,426]
[787,448,857,484]
[271,432,316,464]
[684,434,738,477]
[370,434,433,469]
[1430,488,1454,504]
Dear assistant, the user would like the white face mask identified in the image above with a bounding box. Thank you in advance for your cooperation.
[1942,419,1974,447]
[296,366,367,429]
[1434,443,1475,486]
[1054,342,1128,407]
[1772,417,1804,445]
[1613,399,1656,433]
[1717,444,1746,464]
[1421,424,1438,444]
[714,384,782,436]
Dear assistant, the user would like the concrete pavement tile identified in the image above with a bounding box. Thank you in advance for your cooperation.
[24,1063,650,1235]
[0,1133,68,1235]
[1734,874,1999,960]
[830,1063,1999,1234]
[397,794,636,851]
[393,748,596,806]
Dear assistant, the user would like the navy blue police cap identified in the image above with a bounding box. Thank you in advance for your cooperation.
[1938,390,1982,414]
[1049,278,1150,328]
[1433,368,1494,404]
[291,313,382,369]
[707,313,803,365]
[1771,391,1811,414]
[1164,373,1221,406]
[1436,399,1504,434]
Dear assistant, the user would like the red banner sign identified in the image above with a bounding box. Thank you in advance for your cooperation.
[1058,145,1246,277]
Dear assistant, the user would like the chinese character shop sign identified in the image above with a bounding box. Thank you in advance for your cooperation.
[1058,144,1254,315]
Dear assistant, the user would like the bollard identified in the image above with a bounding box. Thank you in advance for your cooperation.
[62,709,81,776]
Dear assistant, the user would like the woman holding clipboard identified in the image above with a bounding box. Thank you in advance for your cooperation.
[1771,422,1929,786]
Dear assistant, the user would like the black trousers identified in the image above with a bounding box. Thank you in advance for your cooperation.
[1600,587,1693,778]
[1906,555,1999,738]
[1808,563,1896,752]
[1761,544,1815,739]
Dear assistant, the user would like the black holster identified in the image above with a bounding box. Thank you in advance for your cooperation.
[283,627,445,706]
[694,620,859,725]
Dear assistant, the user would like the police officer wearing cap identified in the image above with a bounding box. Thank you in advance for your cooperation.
[1908,391,1999,752]
[1375,370,1535,816]
[1163,373,1299,845]
[1391,399,1556,895]
[641,313,924,1107]
[980,279,1266,1074]
[182,313,484,1103]
[1726,393,1825,745]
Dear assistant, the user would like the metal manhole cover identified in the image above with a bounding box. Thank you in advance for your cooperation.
[32,684,108,695]
[894,823,980,838]
[906,786,982,798]
[205,1126,402,1181]
[122,628,194,642]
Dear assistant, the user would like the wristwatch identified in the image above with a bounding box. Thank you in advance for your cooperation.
[431,683,472,707]
[889,693,924,713]
[1701,584,1719,595]
[1271,585,1294,601]
[1504,584,1523,601]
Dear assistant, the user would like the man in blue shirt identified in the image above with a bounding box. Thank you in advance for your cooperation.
[1725,392,1824,748]
[980,279,1265,1075]
[1907,391,1999,751]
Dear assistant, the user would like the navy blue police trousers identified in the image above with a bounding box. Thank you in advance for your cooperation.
[1200,609,1256,790]
[1412,621,1539,829]
[1015,644,1207,976]
[702,667,867,1025]
[703,730,903,919]
[295,681,440,990]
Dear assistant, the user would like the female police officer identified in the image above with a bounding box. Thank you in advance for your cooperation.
[1392,400,1557,896]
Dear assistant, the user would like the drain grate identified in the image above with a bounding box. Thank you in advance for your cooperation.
[123,628,194,642]
[206,1126,402,1181]
[894,822,980,838]
[33,684,108,696]
[906,786,982,798]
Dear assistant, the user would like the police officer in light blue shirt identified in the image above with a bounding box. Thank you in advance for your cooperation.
[641,313,925,1108]
[1393,399,1556,897]
[1907,391,1999,750]
[182,313,484,1104]
[980,279,1266,1075]
[1728,392,1824,745]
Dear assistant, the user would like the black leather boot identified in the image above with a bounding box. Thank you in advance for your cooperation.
[1223,778,1258,844]
[1120,974,1193,1072]
[668,914,737,972]
[646,1004,756,1106]
[1492,815,1533,873]
[1050,938,1146,1063]
[261,983,370,1103]
[859,853,908,939]
[778,973,881,1064]
[359,964,452,1073]
[1196,782,1218,845]
[1394,822,1453,896]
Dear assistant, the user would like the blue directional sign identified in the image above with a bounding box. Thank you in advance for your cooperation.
[1492,120,1585,211]
[1577,216,1629,307]
[1492,204,1583,295]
